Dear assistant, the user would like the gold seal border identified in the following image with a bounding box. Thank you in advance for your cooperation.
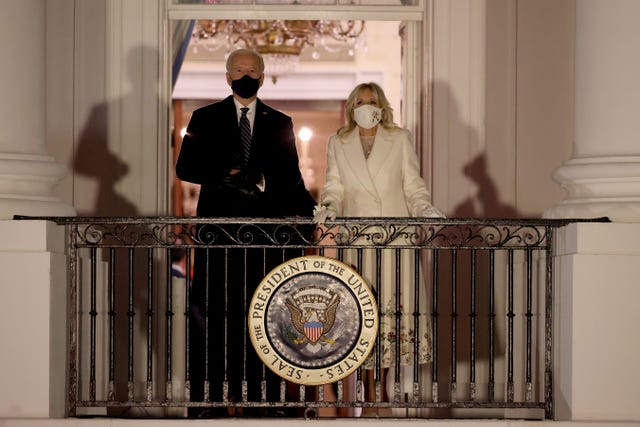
[248,255,378,386]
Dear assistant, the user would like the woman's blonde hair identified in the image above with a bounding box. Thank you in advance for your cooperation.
[337,82,400,137]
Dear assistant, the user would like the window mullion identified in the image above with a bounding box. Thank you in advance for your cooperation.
[168,5,424,21]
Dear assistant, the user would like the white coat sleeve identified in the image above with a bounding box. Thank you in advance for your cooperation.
[318,136,345,216]
[400,129,446,218]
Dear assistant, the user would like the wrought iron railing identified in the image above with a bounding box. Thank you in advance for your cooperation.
[16,216,606,420]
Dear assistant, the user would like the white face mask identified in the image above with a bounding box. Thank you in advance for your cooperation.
[353,104,382,129]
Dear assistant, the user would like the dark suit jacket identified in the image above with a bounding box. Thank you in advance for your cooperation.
[176,95,315,217]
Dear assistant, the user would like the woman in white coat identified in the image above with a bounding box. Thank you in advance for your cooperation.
[314,82,445,410]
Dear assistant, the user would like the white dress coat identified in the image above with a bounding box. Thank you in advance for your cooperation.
[320,126,434,369]
[321,126,435,217]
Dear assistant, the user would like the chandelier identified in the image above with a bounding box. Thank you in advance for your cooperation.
[192,20,366,82]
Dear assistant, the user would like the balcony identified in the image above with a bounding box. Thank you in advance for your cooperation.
[2,216,640,427]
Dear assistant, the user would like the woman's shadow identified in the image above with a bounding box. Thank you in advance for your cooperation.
[428,81,524,416]
[453,153,520,218]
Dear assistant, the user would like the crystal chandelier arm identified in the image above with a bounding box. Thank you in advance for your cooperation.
[192,19,366,79]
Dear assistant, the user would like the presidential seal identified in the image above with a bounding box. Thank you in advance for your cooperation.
[248,255,378,386]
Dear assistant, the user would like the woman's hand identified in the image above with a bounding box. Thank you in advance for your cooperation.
[313,204,338,223]
[422,205,446,218]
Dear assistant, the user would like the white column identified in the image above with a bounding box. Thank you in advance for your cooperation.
[545,0,640,222]
[554,223,640,421]
[0,0,75,219]
[0,220,68,418]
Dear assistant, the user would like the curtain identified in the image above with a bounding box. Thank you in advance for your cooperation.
[172,20,195,88]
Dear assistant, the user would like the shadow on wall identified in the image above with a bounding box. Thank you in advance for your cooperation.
[72,45,164,217]
[427,82,526,411]
[73,102,136,216]
[430,79,521,220]
[71,45,172,416]
[73,93,137,216]
[453,154,520,219]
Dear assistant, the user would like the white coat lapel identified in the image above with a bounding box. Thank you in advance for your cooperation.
[366,126,394,179]
[341,130,379,199]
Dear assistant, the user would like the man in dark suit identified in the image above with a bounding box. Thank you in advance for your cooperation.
[176,49,315,417]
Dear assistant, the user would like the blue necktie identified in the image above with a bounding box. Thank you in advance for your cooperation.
[239,107,251,168]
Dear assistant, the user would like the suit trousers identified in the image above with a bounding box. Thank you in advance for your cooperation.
[188,187,308,410]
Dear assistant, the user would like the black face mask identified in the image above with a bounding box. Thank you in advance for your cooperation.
[231,75,260,99]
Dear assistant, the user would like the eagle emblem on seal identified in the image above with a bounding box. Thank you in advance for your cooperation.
[285,286,340,353]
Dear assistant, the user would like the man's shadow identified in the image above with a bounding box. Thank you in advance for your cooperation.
[73,49,142,217]
[73,45,172,416]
